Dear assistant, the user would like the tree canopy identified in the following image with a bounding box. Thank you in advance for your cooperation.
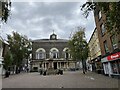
[0,0,11,23]
[7,32,32,72]
[68,27,89,73]
[3,50,13,70]
[81,2,120,34]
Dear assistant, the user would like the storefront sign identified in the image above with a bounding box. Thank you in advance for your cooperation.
[101,57,107,62]
[107,52,120,61]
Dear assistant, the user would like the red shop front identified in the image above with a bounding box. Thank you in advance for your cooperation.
[107,52,120,75]
[101,52,120,76]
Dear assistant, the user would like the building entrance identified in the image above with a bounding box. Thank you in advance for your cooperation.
[54,62,57,69]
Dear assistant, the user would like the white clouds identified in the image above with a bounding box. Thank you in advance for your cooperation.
[1,2,95,42]
[11,0,87,2]
[28,2,36,7]
[11,7,18,14]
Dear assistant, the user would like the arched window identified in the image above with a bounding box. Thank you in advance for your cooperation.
[65,49,69,59]
[36,48,46,59]
[50,48,59,59]
[63,48,70,59]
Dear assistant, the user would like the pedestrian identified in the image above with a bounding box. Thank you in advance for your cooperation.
[27,67,29,73]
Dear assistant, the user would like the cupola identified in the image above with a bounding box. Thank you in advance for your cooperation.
[50,30,57,40]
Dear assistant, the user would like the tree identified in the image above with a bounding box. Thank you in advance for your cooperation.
[81,2,120,34]
[3,50,13,71]
[0,0,11,23]
[7,32,32,74]
[68,27,89,74]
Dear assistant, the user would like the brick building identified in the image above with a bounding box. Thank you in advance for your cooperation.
[30,33,76,72]
[94,6,120,77]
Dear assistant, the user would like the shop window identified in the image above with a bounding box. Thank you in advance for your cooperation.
[96,62,102,69]
[104,63,109,74]
[104,40,109,53]
[111,60,120,74]
[111,35,118,50]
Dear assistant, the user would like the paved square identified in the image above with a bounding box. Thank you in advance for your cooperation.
[2,71,119,88]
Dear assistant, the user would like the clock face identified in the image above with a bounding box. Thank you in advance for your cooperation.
[52,35,55,39]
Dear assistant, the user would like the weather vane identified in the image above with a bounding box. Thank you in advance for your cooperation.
[53,29,55,34]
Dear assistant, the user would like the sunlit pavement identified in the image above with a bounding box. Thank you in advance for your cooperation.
[2,71,119,88]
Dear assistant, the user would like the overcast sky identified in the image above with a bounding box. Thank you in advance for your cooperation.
[0,2,95,42]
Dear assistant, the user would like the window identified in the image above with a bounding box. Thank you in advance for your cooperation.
[65,49,69,59]
[111,60,120,74]
[104,40,109,53]
[52,50,58,58]
[101,24,106,36]
[36,49,46,59]
[103,63,109,74]
[63,48,71,59]
[39,52,43,59]
[65,53,69,59]
[98,11,102,19]
[111,35,118,50]
[36,52,45,59]
[50,48,59,59]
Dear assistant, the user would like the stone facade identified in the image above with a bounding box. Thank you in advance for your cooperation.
[88,28,102,72]
[30,33,76,72]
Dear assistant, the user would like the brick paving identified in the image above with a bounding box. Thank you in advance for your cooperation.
[2,71,119,88]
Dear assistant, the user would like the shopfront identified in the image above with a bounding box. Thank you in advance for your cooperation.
[101,52,120,77]
[91,56,103,73]
[0,57,3,75]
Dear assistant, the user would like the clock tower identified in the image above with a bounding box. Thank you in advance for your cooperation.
[50,30,57,40]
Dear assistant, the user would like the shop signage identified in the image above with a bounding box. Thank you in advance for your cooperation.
[101,57,107,62]
[107,52,120,61]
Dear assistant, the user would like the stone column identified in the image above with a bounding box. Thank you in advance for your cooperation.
[64,62,65,68]
[52,62,53,68]
[45,62,47,69]
[42,63,44,68]
[57,62,58,69]
[49,62,52,68]
[67,62,69,69]
[60,62,61,69]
